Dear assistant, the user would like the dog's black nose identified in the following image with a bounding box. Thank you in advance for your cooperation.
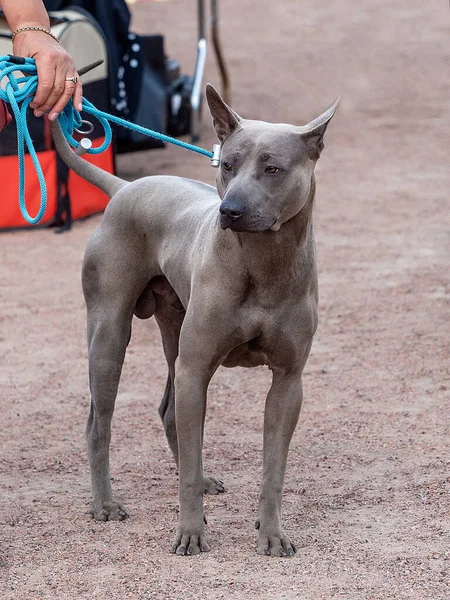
[219,200,244,220]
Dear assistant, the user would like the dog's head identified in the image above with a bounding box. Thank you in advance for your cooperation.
[206,84,339,233]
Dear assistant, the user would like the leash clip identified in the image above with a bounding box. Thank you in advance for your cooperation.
[75,137,92,156]
[211,143,221,168]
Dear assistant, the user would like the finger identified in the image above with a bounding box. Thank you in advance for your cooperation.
[48,77,78,120]
[31,57,56,114]
[73,79,83,112]
[35,68,67,120]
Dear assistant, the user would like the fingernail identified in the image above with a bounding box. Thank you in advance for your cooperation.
[30,103,36,109]
[49,113,58,121]
[34,110,44,118]
[78,102,82,111]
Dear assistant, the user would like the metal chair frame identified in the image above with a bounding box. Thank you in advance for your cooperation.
[190,0,230,141]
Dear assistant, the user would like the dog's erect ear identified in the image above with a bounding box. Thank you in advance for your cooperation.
[206,83,242,143]
[300,98,340,160]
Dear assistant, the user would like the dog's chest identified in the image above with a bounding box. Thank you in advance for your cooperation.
[220,278,317,371]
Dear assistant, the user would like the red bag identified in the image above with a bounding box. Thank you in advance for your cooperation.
[0,100,12,132]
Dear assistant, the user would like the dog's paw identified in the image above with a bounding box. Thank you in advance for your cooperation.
[255,523,296,558]
[171,530,210,556]
[91,500,128,522]
[204,475,225,495]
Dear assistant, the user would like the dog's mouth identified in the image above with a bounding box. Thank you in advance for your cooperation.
[219,213,236,230]
[220,213,277,233]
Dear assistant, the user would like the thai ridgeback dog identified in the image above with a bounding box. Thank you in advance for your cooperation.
[52,85,338,556]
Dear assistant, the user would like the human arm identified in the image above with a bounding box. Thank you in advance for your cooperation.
[1,0,82,119]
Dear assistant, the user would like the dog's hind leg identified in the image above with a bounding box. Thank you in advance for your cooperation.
[85,310,131,521]
[152,278,224,495]
[83,233,148,521]
[152,277,184,465]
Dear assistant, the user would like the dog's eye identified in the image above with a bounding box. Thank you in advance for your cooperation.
[265,166,279,174]
[222,162,232,171]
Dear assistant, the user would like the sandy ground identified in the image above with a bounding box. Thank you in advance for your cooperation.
[1,1,449,598]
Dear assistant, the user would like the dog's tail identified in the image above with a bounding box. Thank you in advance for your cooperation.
[50,120,126,198]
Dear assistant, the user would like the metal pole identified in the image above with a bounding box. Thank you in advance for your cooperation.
[191,0,208,142]
[210,0,230,105]
[198,0,205,41]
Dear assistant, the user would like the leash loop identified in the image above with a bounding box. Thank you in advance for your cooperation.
[0,54,215,225]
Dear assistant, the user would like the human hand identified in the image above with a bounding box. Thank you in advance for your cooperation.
[12,30,83,120]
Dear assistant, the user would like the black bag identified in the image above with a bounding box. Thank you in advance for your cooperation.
[113,32,167,153]
[44,0,195,154]
[44,1,167,152]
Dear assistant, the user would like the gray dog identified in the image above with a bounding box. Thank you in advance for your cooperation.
[52,85,338,557]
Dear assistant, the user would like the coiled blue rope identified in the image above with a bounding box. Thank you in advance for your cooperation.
[0,54,213,225]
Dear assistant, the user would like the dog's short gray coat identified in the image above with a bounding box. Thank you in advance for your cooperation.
[52,85,338,557]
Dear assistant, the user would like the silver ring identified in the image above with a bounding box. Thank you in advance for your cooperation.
[65,76,78,84]
[74,120,94,135]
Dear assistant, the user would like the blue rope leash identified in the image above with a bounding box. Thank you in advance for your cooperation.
[0,54,214,225]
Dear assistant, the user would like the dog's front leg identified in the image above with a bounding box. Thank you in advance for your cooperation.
[171,358,211,555]
[256,369,304,557]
